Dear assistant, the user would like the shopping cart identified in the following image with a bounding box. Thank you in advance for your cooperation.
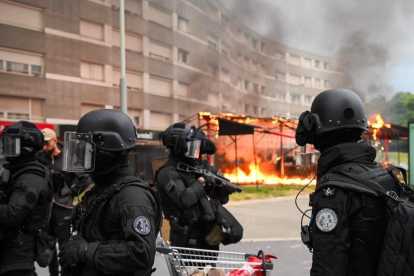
[157,242,276,276]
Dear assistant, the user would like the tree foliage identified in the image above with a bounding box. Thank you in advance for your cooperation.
[366,92,414,127]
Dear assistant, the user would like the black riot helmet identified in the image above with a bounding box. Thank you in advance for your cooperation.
[296,89,368,147]
[63,109,137,172]
[162,123,201,159]
[0,121,44,158]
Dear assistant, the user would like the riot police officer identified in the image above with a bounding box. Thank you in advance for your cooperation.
[156,123,233,250]
[57,109,161,276]
[296,89,400,275]
[0,121,53,276]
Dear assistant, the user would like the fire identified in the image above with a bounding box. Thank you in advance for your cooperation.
[223,161,315,185]
[368,114,391,140]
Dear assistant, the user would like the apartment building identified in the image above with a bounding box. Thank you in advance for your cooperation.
[0,0,344,132]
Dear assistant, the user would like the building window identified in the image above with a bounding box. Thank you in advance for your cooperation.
[111,0,142,16]
[221,68,231,83]
[207,2,219,20]
[0,1,43,31]
[220,15,229,29]
[244,104,250,114]
[304,95,312,104]
[315,79,321,87]
[303,58,311,67]
[178,49,188,63]
[7,61,29,74]
[290,94,301,104]
[315,60,320,68]
[222,95,231,110]
[81,62,104,81]
[261,107,266,116]
[238,102,245,112]
[324,62,330,70]
[0,48,44,76]
[252,39,258,50]
[178,82,188,97]
[260,42,266,52]
[275,51,285,60]
[150,111,172,130]
[80,20,104,40]
[244,80,251,91]
[112,29,142,52]
[208,93,219,107]
[275,71,285,81]
[304,77,312,87]
[31,65,42,75]
[253,106,259,115]
[261,86,266,94]
[288,54,301,66]
[207,64,217,78]
[253,83,259,94]
[207,34,217,50]
[324,80,329,88]
[178,16,188,32]
[149,41,171,62]
[221,42,229,57]
[289,74,301,85]
[276,93,285,101]
[148,4,172,28]
[149,75,172,97]
[112,68,143,90]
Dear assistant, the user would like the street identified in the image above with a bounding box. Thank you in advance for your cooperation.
[36,195,312,275]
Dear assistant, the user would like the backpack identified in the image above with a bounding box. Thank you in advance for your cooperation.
[323,167,414,276]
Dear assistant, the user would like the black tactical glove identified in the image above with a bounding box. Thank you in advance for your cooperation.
[58,235,88,272]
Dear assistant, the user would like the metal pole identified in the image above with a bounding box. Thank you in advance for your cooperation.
[120,0,127,114]
[253,132,258,189]
[234,135,239,184]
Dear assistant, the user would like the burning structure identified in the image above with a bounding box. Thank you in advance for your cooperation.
[183,112,408,186]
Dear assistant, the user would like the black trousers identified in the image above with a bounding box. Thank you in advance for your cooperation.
[47,204,73,276]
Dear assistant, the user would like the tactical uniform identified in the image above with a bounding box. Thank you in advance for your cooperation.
[295,89,399,276]
[0,121,52,276]
[156,157,219,249]
[58,109,161,276]
[310,142,399,276]
[72,173,160,276]
[156,124,233,250]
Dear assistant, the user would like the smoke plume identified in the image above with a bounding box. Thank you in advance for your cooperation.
[221,0,414,99]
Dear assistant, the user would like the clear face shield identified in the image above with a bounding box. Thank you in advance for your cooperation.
[184,140,201,159]
[62,132,95,172]
[0,136,21,158]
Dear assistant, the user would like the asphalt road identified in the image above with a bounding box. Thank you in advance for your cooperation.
[36,195,312,276]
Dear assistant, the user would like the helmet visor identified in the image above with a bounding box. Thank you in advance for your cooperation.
[0,136,21,158]
[184,140,201,159]
[63,132,95,172]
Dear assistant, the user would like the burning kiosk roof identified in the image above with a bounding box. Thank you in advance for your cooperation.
[189,112,316,185]
[185,112,408,185]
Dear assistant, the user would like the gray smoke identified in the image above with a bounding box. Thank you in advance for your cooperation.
[220,0,414,99]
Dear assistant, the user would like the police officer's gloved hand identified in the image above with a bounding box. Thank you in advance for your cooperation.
[58,235,88,272]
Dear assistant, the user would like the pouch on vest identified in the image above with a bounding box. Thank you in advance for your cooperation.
[215,204,243,245]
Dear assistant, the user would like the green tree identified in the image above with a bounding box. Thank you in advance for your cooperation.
[388,92,414,126]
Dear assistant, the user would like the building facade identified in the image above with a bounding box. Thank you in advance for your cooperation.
[0,0,344,131]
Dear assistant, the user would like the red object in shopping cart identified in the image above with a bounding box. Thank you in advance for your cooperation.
[227,250,277,276]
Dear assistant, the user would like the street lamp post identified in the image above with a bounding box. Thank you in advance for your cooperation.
[119,0,127,114]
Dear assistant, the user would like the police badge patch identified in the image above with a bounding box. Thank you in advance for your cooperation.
[133,216,151,235]
[315,208,338,232]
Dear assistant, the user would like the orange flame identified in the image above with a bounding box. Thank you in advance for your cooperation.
[368,114,391,140]
[223,161,315,185]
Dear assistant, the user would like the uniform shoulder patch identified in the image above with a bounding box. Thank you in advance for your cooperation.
[133,216,151,235]
[315,208,338,232]
[322,187,336,198]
